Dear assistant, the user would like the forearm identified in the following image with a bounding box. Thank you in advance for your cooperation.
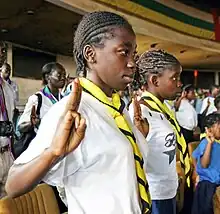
[201,143,213,168]
[6,148,59,198]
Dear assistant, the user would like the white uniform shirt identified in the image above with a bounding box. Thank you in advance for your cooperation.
[200,97,216,116]
[0,80,15,147]
[129,104,178,200]
[176,99,198,131]
[18,91,59,127]
[14,92,149,214]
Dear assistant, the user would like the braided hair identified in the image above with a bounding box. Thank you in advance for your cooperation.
[73,11,133,77]
[133,49,181,89]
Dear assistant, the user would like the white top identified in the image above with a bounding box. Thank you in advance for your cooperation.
[0,80,15,147]
[176,99,198,131]
[200,97,216,116]
[14,92,149,214]
[18,91,58,127]
[129,104,178,200]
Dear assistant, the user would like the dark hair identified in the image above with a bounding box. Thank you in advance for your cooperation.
[204,113,220,128]
[183,84,194,93]
[133,49,181,89]
[73,11,134,77]
[42,62,65,85]
[214,96,220,109]
[210,84,219,93]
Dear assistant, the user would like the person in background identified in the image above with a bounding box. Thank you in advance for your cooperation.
[195,88,204,114]
[175,84,197,144]
[16,62,67,212]
[0,63,19,105]
[0,41,15,198]
[18,62,66,134]
[214,96,220,114]
[200,85,220,116]
[192,113,220,214]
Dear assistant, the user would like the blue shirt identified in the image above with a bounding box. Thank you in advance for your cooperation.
[193,138,220,184]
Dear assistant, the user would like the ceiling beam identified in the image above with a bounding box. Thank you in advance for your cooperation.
[47,0,220,53]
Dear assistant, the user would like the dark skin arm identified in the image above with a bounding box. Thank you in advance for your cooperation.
[133,96,149,138]
[174,91,186,111]
[200,128,214,168]
[18,105,41,133]
[6,79,86,198]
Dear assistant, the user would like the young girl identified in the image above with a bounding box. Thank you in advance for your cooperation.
[6,11,151,214]
[192,113,220,214]
[129,50,191,214]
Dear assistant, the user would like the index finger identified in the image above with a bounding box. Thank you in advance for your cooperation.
[63,78,82,115]
[133,96,142,118]
[31,105,36,116]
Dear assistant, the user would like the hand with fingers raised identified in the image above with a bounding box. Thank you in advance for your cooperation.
[133,96,149,138]
[30,105,41,128]
[49,78,87,158]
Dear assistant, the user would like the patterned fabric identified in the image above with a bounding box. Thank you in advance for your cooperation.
[80,78,152,213]
[40,86,62,104]
[141,91,191,187]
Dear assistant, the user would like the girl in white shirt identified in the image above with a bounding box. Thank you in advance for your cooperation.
[129,50,191,214]
[6,11,151,214]
[18,62,66,133]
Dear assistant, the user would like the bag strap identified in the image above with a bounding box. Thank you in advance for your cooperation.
[35,93,42,117]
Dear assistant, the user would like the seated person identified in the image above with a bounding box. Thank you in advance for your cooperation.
[192,113,220,214]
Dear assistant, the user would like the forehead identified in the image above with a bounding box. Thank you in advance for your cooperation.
[161,66,181,77]
[102,27,136,49]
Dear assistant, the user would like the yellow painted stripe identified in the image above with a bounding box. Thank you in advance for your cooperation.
[94,0,215,40]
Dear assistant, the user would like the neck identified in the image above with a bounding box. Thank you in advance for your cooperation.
[145,88,164,103]
[47,84,59,96]
[86,73,113,97]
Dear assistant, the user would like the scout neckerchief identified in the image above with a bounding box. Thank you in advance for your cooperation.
[40,85,62,104]
[0,77,9,121]
[141,91,191,187]
[80,77,152,214]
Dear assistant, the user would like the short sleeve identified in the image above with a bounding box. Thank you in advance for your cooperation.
[192,139,208,160]
[14,96,84,186]
[17,94,38,126]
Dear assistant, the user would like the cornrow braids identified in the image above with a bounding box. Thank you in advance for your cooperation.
[133,49,181,88]
[73,11,133,76]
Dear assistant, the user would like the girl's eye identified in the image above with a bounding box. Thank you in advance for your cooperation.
[120,49,129,56]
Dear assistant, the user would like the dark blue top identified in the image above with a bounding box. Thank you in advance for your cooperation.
[193,138,220,184]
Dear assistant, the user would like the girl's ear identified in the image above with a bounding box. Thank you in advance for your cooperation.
[83,45,96,64]
[149,75,159,87]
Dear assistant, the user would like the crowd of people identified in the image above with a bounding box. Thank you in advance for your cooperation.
[0,11,220,214]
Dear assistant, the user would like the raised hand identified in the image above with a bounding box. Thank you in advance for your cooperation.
[133,96,149,138]
[30,105,40,128]
[205,127,215,145]
[49,78,86,157]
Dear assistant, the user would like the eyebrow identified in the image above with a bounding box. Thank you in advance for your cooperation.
[121,41,137,49]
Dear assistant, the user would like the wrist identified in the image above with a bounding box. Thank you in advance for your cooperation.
[43,148,61,166]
